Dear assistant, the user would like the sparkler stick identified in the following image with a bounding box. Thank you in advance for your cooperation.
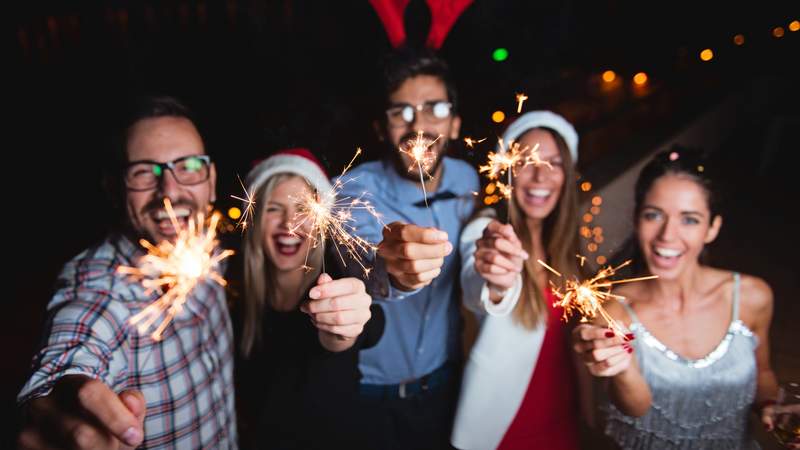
[118,199,234,341]
[289,148,385,277]
[399,131,441,209]
[463,136,486,149]
[516,93,528,113]
[537,258,658,338]
[230,174,256,232]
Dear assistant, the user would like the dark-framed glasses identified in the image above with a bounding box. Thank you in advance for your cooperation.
[385,101,452,127]
[124,155,211,191]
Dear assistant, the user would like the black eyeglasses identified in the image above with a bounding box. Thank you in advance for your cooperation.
[385,101,452,128]
[124,155,212,191]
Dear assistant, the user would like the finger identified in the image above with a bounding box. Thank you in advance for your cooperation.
[26,393,115,450]
[490,237,527,259]
[119,390,146,425]
[309,277,364,300]
[316,272,333,285]
[313,308,372,327]
[475,261,513,276]
[477,251,520,272]
[380,241,452,260]
[76,379,143,447]
[396,224,449,244]
[394,268,442,287]
[577,324,620,342]
[584,344,627,363]
[390,257,446,275]
[761,406,775,431]
[306,292,371,314]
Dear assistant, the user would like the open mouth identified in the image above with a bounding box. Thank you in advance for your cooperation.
[651,246,684,268]
[152,207,191,237]
[522,188,552,206]
[273,233,303,256]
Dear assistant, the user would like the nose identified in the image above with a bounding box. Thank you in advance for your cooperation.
[532,165,546,182]
[156,168,182,201]
[658,216,678,241]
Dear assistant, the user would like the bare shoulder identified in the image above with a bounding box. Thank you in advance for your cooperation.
[738,273,774,316]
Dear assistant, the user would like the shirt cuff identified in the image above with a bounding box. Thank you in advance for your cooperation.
[479,273,523,316]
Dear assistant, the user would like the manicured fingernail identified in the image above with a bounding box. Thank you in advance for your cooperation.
[438,232,449,241]
[605,331,615,338]
[766,425,773,431]
[444,242,453,254]
[309,288,320,299]
[625,333,635,341]
[626,346,633,353]
[123,427,143,446]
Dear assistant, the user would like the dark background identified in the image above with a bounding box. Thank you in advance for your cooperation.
[8,1,799,447]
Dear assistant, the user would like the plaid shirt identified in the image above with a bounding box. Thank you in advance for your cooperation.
[18,233,237,449]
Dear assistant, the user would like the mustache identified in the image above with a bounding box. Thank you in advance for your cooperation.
[141,197,198,216]
[399,131,442,147]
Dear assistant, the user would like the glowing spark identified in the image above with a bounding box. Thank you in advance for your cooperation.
[230,174,256,232]
[463,137,487,148]
[289,148,385,276]
[399,131,441,208]
[516,93,528,113]
[118,199,234,341]
[479,139,549,200]
[576,254,587,267]
[537,258,658,338]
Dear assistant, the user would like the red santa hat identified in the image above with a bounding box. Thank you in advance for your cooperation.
[245,148,332,197]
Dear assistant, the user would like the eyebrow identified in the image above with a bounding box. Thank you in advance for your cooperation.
[642,205,707,217]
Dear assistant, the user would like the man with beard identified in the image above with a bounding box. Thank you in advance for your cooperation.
[338,48,479,449]
[17,96,237,449]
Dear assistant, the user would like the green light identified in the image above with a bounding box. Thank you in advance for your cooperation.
[152,165,163,176]
[185,157,203,172]
[492,48,509,62]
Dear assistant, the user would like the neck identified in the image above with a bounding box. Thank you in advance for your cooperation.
[271,266,317,312]
[648,262,704,313]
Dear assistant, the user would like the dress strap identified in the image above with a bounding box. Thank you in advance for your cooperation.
[619,300,642,325]
[732,272,741,321]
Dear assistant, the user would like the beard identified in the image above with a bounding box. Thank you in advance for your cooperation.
[390,131,449,183]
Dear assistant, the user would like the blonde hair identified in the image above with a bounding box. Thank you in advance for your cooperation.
[240,173,323,358]
[508,127,582,329]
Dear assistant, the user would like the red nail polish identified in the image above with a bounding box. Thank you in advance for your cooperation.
[625,333,635,341]
[626,346,633,353]
[605,330,615,338]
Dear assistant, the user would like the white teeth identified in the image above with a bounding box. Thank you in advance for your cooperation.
[154,208,190,220]
[526,189,551,198]
[276,236,301,245]
[654,247,682,257]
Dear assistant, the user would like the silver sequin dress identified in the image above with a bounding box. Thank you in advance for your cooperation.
[605,273,760,449]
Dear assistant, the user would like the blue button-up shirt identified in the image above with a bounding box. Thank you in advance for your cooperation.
[336,157,479,384]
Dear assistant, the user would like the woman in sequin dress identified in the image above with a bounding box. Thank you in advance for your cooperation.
[572,148,786,449]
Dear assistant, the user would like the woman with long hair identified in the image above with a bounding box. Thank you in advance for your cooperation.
[235,148,382,449]
[451,111,584,449]
[573,148,784,449]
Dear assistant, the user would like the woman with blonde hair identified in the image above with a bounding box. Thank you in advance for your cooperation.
[451,111,584,449]
[235,148,383,449]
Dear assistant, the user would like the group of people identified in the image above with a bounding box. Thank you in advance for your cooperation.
[17,47,793,450]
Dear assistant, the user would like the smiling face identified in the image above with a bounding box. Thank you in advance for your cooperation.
[385,75,461,180]
[261,175,315,273]
[636,174,722,280]
[512,128,566,224]
[124,116,216,244]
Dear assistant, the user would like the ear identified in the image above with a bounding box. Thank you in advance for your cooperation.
[372,119,385,142]
[208,162,217,204]
[449,115,462,140]
[704,214,722,244]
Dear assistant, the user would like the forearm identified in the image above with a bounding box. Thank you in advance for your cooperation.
[756,367,780,403]
[608,365,652,417]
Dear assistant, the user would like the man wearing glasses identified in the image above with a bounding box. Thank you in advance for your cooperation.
[17,96,237,449]
[339,48,479,449]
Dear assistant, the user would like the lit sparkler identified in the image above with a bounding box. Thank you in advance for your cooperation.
[463,136,487,148]
[479,139,549,200]
[516,93,528,113]
[118,199,234,341]
[230,174,256,231]
[289,148,384,276]
[537,258,658,337]
[399,131,441,208]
